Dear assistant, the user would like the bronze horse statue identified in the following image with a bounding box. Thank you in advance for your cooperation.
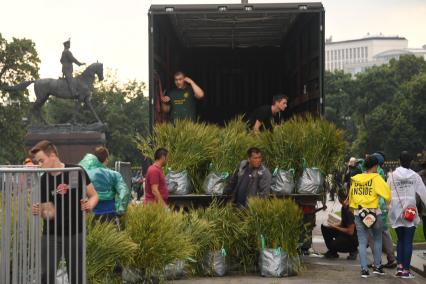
[2,62,104,124]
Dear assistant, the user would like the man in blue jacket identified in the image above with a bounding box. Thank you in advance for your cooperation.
[80,147,130,222]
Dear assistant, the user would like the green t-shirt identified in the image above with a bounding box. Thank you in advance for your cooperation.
[167,86,196,121]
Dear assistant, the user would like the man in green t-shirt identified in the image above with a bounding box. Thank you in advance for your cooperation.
[162,71,204,121]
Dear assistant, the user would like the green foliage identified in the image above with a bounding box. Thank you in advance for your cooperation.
[45,75,149,165]
[261,115,346,176]
[86,215,137,284]
[326,55,426,159]
[0,33,40,164]
[138,120,220,192]
[244,198,303,272]
[209,117,255,174]
[123,204,195,281]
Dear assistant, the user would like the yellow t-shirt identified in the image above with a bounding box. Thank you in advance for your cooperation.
[349,173,391,209]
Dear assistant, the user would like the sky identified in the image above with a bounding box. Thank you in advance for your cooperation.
[1,0,425,84]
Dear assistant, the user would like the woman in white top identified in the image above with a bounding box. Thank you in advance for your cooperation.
[388,151,426,279]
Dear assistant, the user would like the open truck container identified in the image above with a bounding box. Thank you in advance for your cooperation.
[148,2,325,126]
[148,2,326,253]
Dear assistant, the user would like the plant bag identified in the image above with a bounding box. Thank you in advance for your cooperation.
[271,168,295,196]
[203,248,228,276]
[296,168,324,194]
[165,170,192,195]
[55,258,69,284]
[165,260,185,280]
[259,235,297,277]
[202,172,229,195]
[122,268,144,283]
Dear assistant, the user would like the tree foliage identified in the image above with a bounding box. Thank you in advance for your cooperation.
[325,55,426,159]
[0,33,40,164]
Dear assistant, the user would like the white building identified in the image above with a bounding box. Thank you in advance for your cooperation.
[325,36,408,75]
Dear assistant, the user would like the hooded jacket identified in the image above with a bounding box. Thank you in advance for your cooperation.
[387,167,426,228]
[79,154,130,215]
[224,160,271,205]
[349,173,391,210]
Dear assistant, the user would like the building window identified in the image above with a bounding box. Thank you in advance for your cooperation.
[350,49,352,60]
[365,47,368,59]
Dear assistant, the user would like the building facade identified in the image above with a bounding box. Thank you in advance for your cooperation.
[325,36,408,75]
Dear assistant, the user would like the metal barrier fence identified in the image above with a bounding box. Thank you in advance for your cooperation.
[0,166,87,284]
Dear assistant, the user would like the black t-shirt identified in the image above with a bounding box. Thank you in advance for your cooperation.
[40,164,91,235]
[167,86,196,121]
[248,105,275,131]
[341,205,356,236]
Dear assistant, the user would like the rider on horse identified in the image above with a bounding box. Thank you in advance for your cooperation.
[60,38,85,99]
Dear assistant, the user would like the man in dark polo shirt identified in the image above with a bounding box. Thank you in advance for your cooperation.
[162,71,204,121]
[144,148,169,207]
[248,94,288,132]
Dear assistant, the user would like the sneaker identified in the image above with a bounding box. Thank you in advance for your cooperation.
[373,266,385,275]
[361,269,370,278]
[324,251,339,259]
[347,251,358,260]
[383,260,397,269]
[401,271,415,279]
[395,270,403,277]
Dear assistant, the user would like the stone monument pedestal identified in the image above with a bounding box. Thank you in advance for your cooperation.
[25,123,106,164]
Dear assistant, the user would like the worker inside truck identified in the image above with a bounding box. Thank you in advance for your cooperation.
[161,71,204,122]
[248,94,288,132]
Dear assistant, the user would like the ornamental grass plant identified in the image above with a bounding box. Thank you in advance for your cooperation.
[86,215,137,284]
[192,201,252,272]
[245,198,303,259]
[137,120,220,192]
[209,117,256,174]
[261,115,346,177]
[123,204,195,282]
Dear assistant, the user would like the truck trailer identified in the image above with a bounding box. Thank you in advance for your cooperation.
[148,2,325,127]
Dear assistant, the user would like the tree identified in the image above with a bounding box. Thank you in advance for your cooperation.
[0,33,40,164]
[325,55,426,159]
[44,74,149,165]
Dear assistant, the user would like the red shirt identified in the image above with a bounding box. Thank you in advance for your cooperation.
[144,164,168,204]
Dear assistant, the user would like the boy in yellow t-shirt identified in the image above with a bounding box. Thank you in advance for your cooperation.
[349,155,391,278]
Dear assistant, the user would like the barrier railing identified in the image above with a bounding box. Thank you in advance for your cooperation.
[0,166,87,284]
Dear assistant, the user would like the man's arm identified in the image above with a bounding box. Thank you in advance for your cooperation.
[184,77,204,99]
[224,168,239,195]
[253,120,262,132]
[66,50,85,66]
[329,223,355,236]
[81,183,99,211]
[151,184,167,207]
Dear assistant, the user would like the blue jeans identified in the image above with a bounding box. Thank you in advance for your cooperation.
[354,215,383,270]
[395,226,416,270]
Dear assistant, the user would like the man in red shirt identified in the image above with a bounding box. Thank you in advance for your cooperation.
[144,148,169,206]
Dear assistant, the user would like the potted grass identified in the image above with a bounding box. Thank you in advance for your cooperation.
[260,120,303,196]
[245,198,304,278]
[191,201,248,276]
[86,215,138,284]
[203,118,254,195]
[138,120,220,194]
[123,204,194,283]
[295,115,346,195]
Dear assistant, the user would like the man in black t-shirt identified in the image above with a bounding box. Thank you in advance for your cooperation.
[30,140,99,284]
[248,94,288,132]
[321,190,358,260]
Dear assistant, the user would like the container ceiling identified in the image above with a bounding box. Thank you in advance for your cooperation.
[167,12,298,48]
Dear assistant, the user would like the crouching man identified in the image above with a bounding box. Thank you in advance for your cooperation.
[224,147,271,207]
[321,190,359,260]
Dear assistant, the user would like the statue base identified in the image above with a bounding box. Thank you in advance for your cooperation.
[25,123,106,164]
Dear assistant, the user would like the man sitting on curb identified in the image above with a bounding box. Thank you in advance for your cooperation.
[321,190,359,260]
